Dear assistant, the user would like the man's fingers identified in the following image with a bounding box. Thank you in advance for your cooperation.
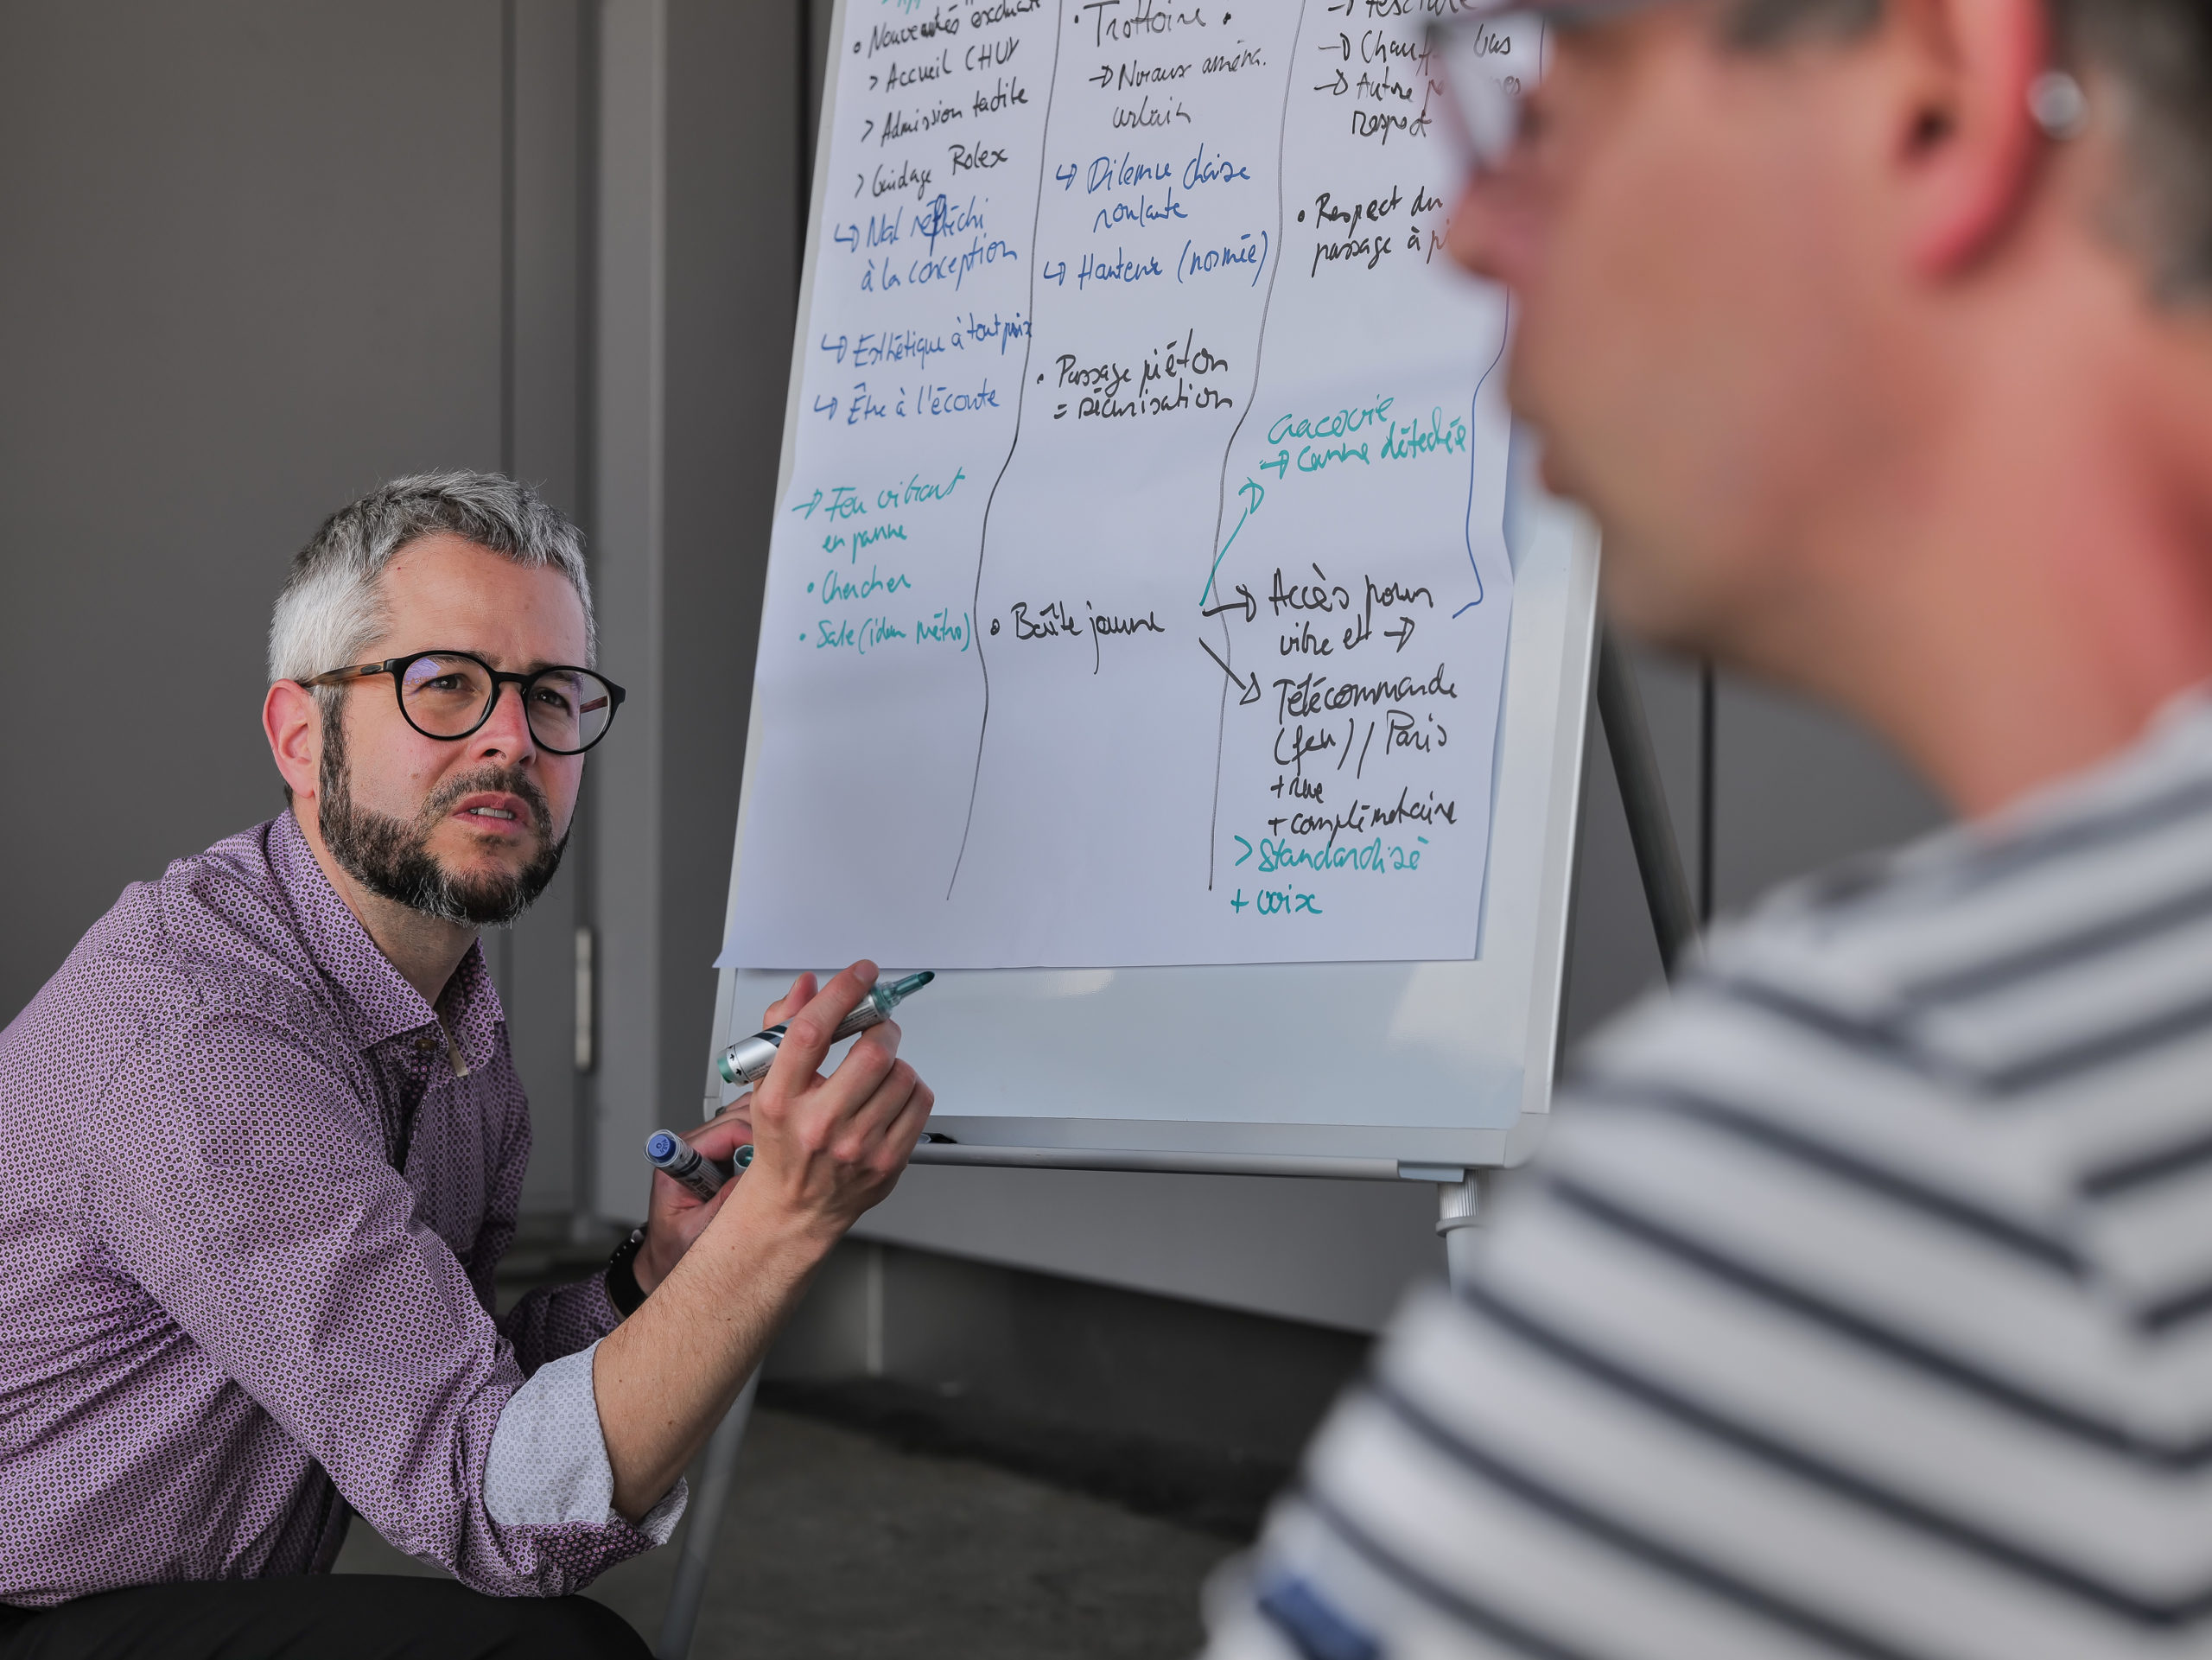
[889,1078,935,1155]
[797,1021,899,1138]
[836,1017,900,1070]
[651,1167,733,1215]
[838,1046,919,1145]
[761,972,817,1028]
[687,1108,755,1160]
[867,1077,936,1184]
[769,960,879,1083]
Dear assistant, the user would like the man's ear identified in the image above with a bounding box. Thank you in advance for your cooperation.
[264,681,324,803]
[1888,0,2051,278]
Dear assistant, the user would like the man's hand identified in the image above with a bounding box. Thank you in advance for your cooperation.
[737,960,933,1243]
[595,961,934,1523]
[632,1096,753,1296]
[631,963,931,1292]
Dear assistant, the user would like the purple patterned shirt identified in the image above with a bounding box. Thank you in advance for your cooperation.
[0,812,680,1606]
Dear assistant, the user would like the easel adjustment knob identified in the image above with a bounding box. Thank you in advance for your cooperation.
[1434,1175,1485,1237]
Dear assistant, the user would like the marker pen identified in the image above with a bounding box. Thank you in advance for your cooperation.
[645,1130,753,1203]
[716,970,935,1088]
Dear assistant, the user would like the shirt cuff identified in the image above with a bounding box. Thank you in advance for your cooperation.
[483,1341,687,1542]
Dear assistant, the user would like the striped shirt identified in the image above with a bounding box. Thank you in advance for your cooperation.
[1206,694,2212,1660]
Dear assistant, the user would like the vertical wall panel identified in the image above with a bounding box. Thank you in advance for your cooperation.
[588,0,800,1220]
[588,0,669,1219]
[657,0,800,1170]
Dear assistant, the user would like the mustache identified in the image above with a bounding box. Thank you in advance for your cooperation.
[421,765,556,837]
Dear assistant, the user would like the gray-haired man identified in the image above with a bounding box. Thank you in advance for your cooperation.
[0,474,931,1657]
[1210,1,2212,1657]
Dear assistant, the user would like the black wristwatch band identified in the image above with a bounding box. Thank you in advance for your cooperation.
[605,1226,649,1318]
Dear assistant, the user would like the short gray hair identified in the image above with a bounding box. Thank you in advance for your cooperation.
[268,472,595,694]
[1723,0,2212,298]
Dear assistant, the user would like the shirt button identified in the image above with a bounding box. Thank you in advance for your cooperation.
[414,1035,439,1053]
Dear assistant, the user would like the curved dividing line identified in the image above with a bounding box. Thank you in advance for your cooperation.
[1452,290,1510,620]
[945,2,1065,900]
[1205,0,1311,891]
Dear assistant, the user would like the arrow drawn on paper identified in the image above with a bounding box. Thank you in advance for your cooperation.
[1198,637,1263,707]
[1382,615,1417,652]
[1199,478,1264,609]
[1201,582,1256,624]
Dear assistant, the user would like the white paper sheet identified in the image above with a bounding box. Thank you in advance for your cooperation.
[722,0,1537,970]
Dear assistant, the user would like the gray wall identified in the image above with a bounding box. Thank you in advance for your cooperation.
[0,2,1947,1333]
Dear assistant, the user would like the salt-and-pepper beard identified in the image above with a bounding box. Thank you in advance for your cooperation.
[317,708,568,928]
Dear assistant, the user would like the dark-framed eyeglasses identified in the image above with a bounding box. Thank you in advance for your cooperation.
[303,651,626,755]
[1427,0,2090,181]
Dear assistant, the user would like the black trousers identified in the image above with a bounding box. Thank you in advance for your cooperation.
[0,1576,651,1660]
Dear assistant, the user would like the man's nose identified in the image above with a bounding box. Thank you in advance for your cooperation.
[470,680,537,761]
[1444,170,1533,289]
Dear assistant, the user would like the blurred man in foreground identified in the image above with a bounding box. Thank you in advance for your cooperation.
[1209,2,2212,1656]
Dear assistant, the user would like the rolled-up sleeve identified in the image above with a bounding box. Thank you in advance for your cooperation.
[485,1345,684,1537]
[86,1012,669,1597]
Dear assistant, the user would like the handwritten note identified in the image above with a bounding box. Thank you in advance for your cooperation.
[722,0,1539,970]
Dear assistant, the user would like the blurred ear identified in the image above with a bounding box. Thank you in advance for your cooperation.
[264,680,324,803]
[1887,0,2050,277]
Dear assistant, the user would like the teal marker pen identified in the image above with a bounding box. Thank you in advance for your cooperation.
[716,970,934,1087]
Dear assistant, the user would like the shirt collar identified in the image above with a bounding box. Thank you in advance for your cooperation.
[266,808,505,1062]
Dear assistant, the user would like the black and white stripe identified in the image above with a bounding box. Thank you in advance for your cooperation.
[1208,704,2212,1659]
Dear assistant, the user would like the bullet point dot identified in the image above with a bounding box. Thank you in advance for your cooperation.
[1297,210,1306,222]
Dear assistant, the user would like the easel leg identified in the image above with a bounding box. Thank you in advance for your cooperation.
[655,1369,760,1660]
[1596,628,1700,977]
[1435,1174,1491,1291]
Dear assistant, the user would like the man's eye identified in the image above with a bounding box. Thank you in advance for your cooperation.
[531,685,576,714]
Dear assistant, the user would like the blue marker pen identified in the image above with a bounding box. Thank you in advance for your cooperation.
[645,1130,753,1202]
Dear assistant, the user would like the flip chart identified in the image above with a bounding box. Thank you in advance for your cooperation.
[722,0,1540,970]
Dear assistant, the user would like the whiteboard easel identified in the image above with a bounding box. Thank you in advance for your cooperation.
[702,463,1601,1176]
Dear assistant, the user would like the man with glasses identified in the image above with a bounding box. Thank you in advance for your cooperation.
[0,474,933,1656]
[1209,2,2212,1657]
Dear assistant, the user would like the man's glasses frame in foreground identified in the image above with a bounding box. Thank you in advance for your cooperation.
[303,651,627,755]
[1427,0,2090,182]
[1423,3,1666,180]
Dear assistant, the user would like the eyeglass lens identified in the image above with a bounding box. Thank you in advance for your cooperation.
[397,653,617,752]
[1427,12,1549,176]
